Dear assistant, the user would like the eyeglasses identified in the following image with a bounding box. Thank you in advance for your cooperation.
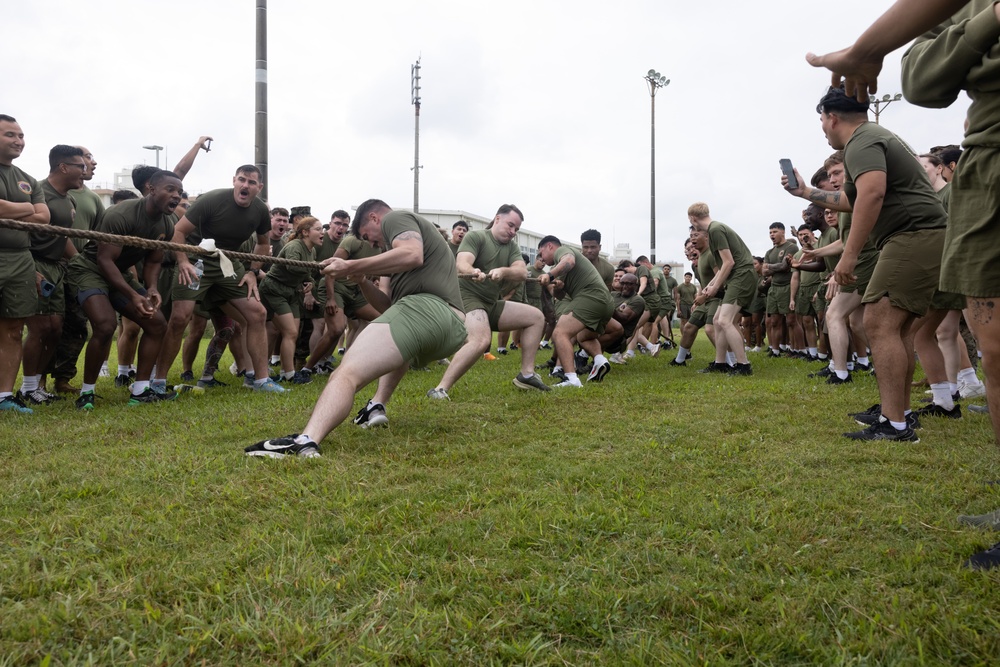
[61,162,87,170]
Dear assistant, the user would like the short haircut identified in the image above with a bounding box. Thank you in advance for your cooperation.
[112,189,139,204]
[580,229,602,244]
[919,153,943,168]
[823,150,845,170]
[495,203,524,221]
[132,165,159,191]
[687,202,710,218]
[0,114,16,123]
[932,144,962,166]
[636,255,649,264]
[332,209,350,221]
[620,273,638,284]
[753,256,764,263]
[270,207,289,218]
[816,85,870,116]
[537,234,561,248]
[149,170,181,187]
[810,167,829,188]
[48,144,83,171]
[235,164,261,178]
[617,259,635,269]
[452,220,469,231]
[769,222,785,231]
[803,204,825,229]
[684,272,693,277]
[351,199,391,239]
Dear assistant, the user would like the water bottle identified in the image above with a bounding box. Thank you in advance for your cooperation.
[190,258,204,290]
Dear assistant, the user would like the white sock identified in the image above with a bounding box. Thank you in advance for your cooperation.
[281,370,295,380]
[818,352,828,360]
[808,347,818,357]
[958,367,981,385]
[131,381,150,395]
[645,342,656,352]
[889,419,907,431]
[949,382,959,394]
[20,375,39,393]
[847,361,855,371]
[81,383,96,394]
[931,382,954,410]
[594,354,607,366]
[676,347,690,362]
[835,370,849,380]
[294,434,316,445]
[270,355,280,364]
[856,356,869,366]
[726,351,736,365]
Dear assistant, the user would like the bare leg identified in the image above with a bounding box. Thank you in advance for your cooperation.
[863,298,916,423]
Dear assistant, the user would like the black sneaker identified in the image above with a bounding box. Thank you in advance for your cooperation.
[76,391,97,411]
[809,366,834,379]
[727,363,753,376]
[549,368,567,382]
[497,347,508,356]
[914,403,962,419]
[353,400,388,428]
[669,359,687,367]
[114,373,134,388]
[767,350,782,359]
[854,409,922,430]
[128,387,178,406]
[698,362,730,374]
[826,373,853,385]
[196,376,228,389]
[509,343,519,351]
[843,418,920,443]
[245,434,321,458]
[180,370,195,382]
[18,388,55,405]
[964,541,1000,571]
[848,403,881,419]
[512,372,552,391]
[587,360,611,383]
[289,370,313,385]
[855,362,874,374]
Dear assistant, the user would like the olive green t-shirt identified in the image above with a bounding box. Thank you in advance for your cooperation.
[764,239,799,286]
[636,265,655,297]
[555,246,612,305]
[33,179,76,262]
[697,248,719,285]
[677,281,698,306]
[843,122,947,248]
[838,212,879,264]
[526,265,543,301]
[816,225,841,275]
[707,220,755,281]
[0,163,44,250]
[380,211,463,312]
[457,229,523,305]
[662,273,678,301]
[265,238,315,287]
[613,291,646,338]
[594,257,616,290]
[67,186,105,252]
[337,233,381,288]
[937,181,951,211]
[793,250,822,288]
[82,198,174,272]
[183,188,270,251]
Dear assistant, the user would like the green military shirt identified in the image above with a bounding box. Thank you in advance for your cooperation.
[707,220,755,281]
[677,281,698,306]
[82,198,174,272]
[265,238,315,287]
[937,182,951,210]
[337,233,381,288]
[33,179,76,262]
[843,122,947,248]
[612,291,646,339]
[764,239,799,286]
[662,273,678,302]
[183,188,270,251]
[697,248,719,286]
[525,265,543,301]
[793,250,822,288]
[0,163,44,250]
[838,212,879,266]
[555,246,612,306]
[457,229,523,305]
[380,211,464,312]
[636,265,655,297]
[594,257,615,290]
[815,225,841,275]
[67,186,105,252]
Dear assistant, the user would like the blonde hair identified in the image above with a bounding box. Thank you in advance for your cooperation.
[687,202,710,218]
[287,216,321,242]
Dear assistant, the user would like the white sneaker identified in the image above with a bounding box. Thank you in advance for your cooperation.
[553,379,583,388]
[609,352,627,365]
[649,343,661,358]
[99,362,110,378]
[229,361,240,376]
[959,380,987,399]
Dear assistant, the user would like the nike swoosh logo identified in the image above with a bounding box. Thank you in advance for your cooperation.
[262,441,292,450]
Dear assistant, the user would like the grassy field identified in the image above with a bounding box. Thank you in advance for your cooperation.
[1,340,999,665]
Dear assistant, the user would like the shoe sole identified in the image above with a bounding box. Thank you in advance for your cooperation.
[512,377,552,391]
[245,450,289,459]
[588,364,610,383]
[360,416,389,429]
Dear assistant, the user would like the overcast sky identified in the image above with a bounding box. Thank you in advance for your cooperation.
[9,1,970,263]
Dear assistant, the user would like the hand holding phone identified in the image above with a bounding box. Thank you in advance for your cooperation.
[779,158,799,190]
[40,279,56,298]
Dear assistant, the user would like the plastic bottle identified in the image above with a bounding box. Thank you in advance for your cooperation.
[190,258,204,290]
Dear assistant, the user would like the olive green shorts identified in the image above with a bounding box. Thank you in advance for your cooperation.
[0,250,38,319]
[554,296,573,318]
[679,303,693,319]
[172,255,248,305]
[259,278,303,318]
[766,283,792,315]
[722,266,757,308]
[930,289,967,312]
[333,281,371,318]
[305,281,326,320]
[32,257,66,316]
[747,290,767,315]
[941,146,1000,296]
[157,262,176,311]
[863,229,945,317]
[67,255,146,311]
[461,294,506,331]
[562,292,615,335]
[795,282,819,318]
[688,298,720,329]
[814,276,830,312]
[374,294,468,368]
[641,293,661,317]
[839,247,878,294]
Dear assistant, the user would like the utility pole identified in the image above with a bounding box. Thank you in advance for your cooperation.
[870,93,902,125]
[644,69,670,264]
[411,57,422,213]
[255,0,269,202]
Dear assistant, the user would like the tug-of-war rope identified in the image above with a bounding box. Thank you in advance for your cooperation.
[0,218,544,282]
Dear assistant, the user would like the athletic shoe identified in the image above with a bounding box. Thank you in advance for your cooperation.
[0,394,33,414]
[826,373,853,385]
[245,434,321,459]
[767,350,781,358]
[254,378,288,393]
[649,343,661,358]
[128,387,178,406]
[848,403,881,419]
[288,370,313,385]
[229,361,240,376]
[958,508,1000,531]
[483,352,498,361]
[269,357,281,368]
[964,541,1000,570]
[426,387,450,400]
[574,355,591,375]
[587,360,611,383]
[36,387,62,402]
[18,389,55,405]
[668,359,687,367]
[539,341,551,349]
[115,373,134,388]
[855,361,874,374]
[497,347,507,355]
[854,409,922,430]
[99,363,110,378]
[750,346,761,353]
[337,347,346,355]
[959,380,987,399]
[969,404,989,414]
[697,362,729,374]
[914,403,962,419]
[242,372,256,389]
[512,373,552,391]
[727,363,753,376]
[313,361,336,375]
[609,352,627,365]
[179,370,195,382]
[843,418,919,443]
[809,366,834,379]
[353,400,389,428]
[509,343,519,351]
[553,379,583,388]
[196,376,228,389]
[75,391,96,411]
[172,384,205,395]
[549,369,567,382]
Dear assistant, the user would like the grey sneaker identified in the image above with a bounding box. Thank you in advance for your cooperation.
[512,373,552,392]
[426,387,450,400]
[958,508,1000,531]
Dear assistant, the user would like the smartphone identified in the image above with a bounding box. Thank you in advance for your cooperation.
[40,279,56,298]
[779,158,798,189]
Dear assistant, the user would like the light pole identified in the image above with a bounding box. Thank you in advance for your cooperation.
[255,0,269,202]
[142,145,163,169]
[644,69,669,264]
[869,93,902,125]
[411,57,422,213]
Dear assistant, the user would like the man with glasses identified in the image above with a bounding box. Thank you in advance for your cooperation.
[19,146,87,405]
[0,114,49,413]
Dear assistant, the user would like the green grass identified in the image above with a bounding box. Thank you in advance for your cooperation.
[2,340,999,665]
